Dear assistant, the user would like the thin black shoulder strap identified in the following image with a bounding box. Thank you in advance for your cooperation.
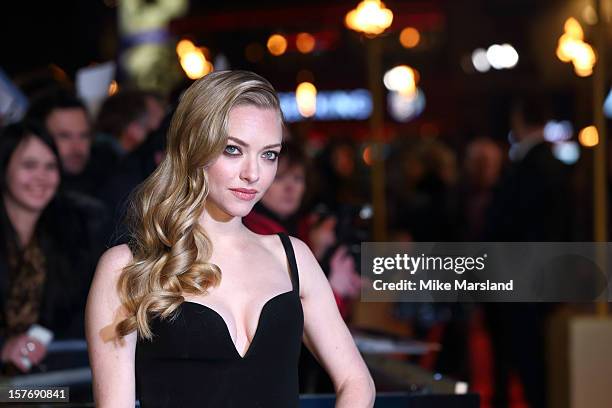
[277,232,299,293]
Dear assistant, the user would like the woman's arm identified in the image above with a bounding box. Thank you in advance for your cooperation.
[85,245,137,408]
[291,237,376,408]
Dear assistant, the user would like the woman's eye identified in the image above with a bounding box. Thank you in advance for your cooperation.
[224,145,241,156]
[22,161,37,170]
[263,151,279,161]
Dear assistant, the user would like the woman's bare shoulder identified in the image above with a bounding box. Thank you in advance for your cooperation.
[286,235,315,264]
[96,244,134,276]
[285,235,327,295]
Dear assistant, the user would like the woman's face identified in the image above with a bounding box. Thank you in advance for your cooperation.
[206,105,283,218]
[4,136,60,213]
[260,159,305,219]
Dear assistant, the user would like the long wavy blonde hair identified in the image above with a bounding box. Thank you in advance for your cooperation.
[116,71,283,339]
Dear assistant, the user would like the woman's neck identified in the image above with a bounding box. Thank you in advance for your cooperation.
[198,200,252,244]
[2,194,40,247]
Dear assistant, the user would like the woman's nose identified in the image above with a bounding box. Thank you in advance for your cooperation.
[34,167,50,182]
[239,155,260,183]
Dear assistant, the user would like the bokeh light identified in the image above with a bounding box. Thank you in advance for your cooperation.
[579,125,599,147]
[345,0,393,36]
[383,65,417,96]
[399,27,420,48]
[544,120,573,143]
[108,80,118,96]
[296,32,316,53]
[176,39,196,57]
[267,34,288,56]
[180,50,210,79]
[557,18,596,77]
[486,44,519,69]
[362,145,373,166]
[604,88,612,118]
[564,17,584,40]
[471,48,490,72]
[582,5,598,25]
[387,88,426,122]
[296,82,317,118]
[552,141,580,165]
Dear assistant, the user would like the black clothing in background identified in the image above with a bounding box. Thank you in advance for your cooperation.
[484,140,572,242]
[483,140,571,408]
[61,142,118,201]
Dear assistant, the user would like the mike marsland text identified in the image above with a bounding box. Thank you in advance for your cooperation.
[372,279,514,291]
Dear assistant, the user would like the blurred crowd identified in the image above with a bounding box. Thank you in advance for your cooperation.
[0,74,598,408]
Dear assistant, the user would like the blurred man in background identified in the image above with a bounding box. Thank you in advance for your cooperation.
[95,90,156,157]
[484,93,572,408]
[28,91,116,198]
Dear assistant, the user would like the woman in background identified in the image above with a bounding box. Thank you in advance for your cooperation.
[0,122,95,374]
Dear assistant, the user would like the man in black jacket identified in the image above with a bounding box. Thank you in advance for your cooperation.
[484,94,572,408]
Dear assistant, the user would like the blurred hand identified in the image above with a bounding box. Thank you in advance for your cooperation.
[328,245,362,299]
[308,214,337,260]
[1,334,47,373]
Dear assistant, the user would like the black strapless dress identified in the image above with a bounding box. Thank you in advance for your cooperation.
[135,232,303,407]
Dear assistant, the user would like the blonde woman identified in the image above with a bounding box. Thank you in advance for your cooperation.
[85,71,375,407]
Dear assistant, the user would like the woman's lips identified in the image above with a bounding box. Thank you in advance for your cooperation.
[229,188,257,201]
[27,186,52,199]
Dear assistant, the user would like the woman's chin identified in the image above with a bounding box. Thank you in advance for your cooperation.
[227,202,258,218]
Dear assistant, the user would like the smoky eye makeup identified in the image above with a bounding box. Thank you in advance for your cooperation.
[263,151,280,161]
[223,145,241,156]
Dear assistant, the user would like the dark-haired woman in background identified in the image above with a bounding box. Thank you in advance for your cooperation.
[0,122,106,374]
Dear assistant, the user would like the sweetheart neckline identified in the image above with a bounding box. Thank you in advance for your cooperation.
[180,290,296,359]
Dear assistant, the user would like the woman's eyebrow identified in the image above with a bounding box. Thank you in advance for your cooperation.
[228,136,282,150]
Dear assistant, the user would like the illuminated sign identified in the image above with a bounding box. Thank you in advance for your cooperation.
[279,89,372,122]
